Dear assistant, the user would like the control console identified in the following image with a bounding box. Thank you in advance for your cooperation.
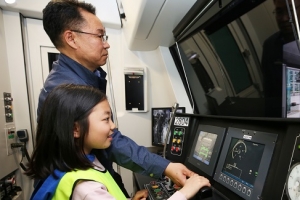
[144,176,181,200]
[144,181,171,200]
[144,177,212,200]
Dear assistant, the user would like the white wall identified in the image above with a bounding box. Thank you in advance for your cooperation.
[0,9,18,181]
[1,10,34,199]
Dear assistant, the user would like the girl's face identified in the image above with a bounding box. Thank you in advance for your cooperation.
[81,100,115,154]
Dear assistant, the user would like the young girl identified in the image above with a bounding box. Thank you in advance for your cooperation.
[26,84,210,200]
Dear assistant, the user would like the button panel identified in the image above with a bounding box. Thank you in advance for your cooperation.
[144,181,171,200]
[3,93,13,123]
[170,127,185,156]
[218,173,253,198]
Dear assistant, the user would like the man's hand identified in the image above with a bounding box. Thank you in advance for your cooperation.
[164,163,195,186]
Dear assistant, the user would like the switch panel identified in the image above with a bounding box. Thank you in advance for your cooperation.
[4,126,16,155]
[3,93,13,123]
[166,115,191,163]
[170,127,185,156]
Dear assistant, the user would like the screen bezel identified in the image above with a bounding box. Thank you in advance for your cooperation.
[186,124,226,176]
[151,107,186,147]
[213,127,277,200]
[282,64,287,118]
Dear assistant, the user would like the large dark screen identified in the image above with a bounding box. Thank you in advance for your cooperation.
[222,138,265,188]
[171,0,300,118]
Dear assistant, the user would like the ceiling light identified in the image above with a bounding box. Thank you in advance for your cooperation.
[5,0,16,4]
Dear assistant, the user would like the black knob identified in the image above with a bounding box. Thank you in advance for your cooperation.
[197,186,212,199]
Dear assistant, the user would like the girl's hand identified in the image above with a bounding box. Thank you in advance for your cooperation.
[132,189,148,200]
[179,174,211,199]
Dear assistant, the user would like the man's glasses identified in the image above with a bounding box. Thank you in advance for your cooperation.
[71,30,108,43]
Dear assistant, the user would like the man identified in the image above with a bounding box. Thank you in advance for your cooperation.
[261,0,300,117]
[39,0,198,197]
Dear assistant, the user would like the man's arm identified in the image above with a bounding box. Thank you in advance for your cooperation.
[108,129,196,186]
[108,129,169,178]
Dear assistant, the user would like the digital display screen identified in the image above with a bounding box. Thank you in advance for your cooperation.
[187,125,225,177]
[222,138,265,188]
[192,131,218,165]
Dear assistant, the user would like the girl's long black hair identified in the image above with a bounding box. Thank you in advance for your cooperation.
[25,84,107,179]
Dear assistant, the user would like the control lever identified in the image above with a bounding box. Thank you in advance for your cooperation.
[196,186,212,199]
[163,103,179,158]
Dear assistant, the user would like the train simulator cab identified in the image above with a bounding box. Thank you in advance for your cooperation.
[1,0,300,199]
[134,0,300,199]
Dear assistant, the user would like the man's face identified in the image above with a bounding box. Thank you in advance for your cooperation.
[274,0,300,40]
[73,10,110,71]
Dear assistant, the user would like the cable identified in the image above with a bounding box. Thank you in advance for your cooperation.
[106,56,121,175]
[22,143,30,162]
[19,155,27,171]
[11,142,30,171]
[163,103,179,158]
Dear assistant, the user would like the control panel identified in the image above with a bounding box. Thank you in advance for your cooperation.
[145,181,171,200]
[166,116,191,163]
[213,127,277,200]
[0,91,19,186]
[217,172,253,197]
[144,176,212,200]
[0,172,22,200]
[170,127,185,156]
[144,177,180,200]
[3,93,13,123]
[4,126,16,156]
[155,113,300,199]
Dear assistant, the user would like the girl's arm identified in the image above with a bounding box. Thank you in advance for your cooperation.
[168,174,211,200]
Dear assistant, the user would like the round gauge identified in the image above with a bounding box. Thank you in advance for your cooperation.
[286,163,300,200]
[231,140,247,160]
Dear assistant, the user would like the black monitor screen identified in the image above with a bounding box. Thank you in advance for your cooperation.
[284,67,300,118]
[192,131,218,165]
[282,41,300,118]
[222,138,265,188]
[186,124,225,176]
[214,127,277,200]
